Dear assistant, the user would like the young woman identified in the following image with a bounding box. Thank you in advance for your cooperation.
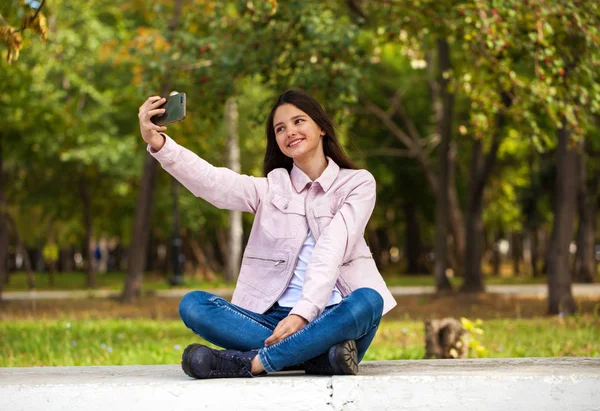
[138,89,397,378]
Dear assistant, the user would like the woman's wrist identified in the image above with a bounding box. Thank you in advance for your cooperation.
[149,132,166,152]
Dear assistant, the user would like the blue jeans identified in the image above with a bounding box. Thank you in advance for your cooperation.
[178,288,384,373]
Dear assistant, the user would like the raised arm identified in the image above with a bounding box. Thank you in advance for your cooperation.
[149,135,266,213]
[138,96,267,213]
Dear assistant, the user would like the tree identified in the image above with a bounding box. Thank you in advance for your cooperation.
[225,97,242,282]
[1,0,147,300]
[0,0,47,64]
[122,0,186,302]
[0,0,48,299]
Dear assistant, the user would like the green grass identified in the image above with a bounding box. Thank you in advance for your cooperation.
[382,274,549,287]
[4,269,563,293]
[4,271,235,292]
[2,316,598,367]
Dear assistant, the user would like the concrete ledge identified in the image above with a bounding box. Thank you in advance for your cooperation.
[1,358,599,410]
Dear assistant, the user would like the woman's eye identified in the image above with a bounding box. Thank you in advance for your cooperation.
[295,118,304,124]
[275,126,284,133]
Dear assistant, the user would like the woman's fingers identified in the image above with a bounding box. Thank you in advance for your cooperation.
[147,124,167,132]
[147,108,166,117]
[139,107,166,130]
[149,97,166,109]
[139,96,165,113]
[265,326,288,346]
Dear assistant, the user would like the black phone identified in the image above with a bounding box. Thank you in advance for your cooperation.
[151,92,186,126]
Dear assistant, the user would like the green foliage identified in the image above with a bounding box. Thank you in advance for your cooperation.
[459,317,487,357]
[2,0,600,276]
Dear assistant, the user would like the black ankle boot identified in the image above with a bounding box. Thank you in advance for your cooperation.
[304,340,359,375]
[181,344,256,379]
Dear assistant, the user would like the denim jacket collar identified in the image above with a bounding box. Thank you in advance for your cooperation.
[290,157,340,194]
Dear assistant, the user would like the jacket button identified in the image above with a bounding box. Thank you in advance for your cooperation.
[283,203,289,210]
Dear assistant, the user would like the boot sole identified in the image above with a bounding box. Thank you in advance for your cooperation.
[332,339,359,375]
[305,340,359,375]
[181,343,204,378]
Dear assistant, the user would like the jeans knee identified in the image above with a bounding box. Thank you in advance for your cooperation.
[179,290,212,325]
[352,288,384,318]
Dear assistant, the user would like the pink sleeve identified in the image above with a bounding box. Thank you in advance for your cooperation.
[148,134,267,213]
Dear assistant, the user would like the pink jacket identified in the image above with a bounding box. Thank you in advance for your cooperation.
[149,135,397,322]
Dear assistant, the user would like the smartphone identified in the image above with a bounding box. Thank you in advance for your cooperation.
[151,92,186,126]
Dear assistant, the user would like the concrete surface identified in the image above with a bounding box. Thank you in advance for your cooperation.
[1,358,599,410]
[3,283,600,301]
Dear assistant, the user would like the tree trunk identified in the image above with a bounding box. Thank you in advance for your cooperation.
[372,227,390,270]
[574,145,596,283]
[404,199,423,274]
[463,140,485,292]
[547,124,578,315]
[225,97,243,282]
[462,92,511,292]
[432,38,453,291]
[5,214,36,289]
[511,231,523,276]
[492,231,501,276]
[529,228,540,277]
[122,155,158,302]
[369,45,466,278]
[170,177,184,285]
[79,177,95,288]
[448,151,465,275]
[5,217,35,290]
[367,227,383,269]
[188,237,216,281]
[0,134,8,301]
[121,0,184,303]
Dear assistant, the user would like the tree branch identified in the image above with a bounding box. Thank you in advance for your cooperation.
[345,0,368,21]
[364,101,417,152]
[472,91,513,203]
[15,0,46,33]
[365,100,439,193]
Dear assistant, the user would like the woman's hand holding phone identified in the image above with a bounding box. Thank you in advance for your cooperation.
[138,96,168,151]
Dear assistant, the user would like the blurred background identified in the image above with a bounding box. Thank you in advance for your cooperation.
[1,0,599,366]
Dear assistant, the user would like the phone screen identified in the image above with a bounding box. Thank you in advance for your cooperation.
[151,93,186,126]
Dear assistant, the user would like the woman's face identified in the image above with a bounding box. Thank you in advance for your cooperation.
[273,104,325,163]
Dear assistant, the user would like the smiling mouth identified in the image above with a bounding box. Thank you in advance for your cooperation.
[288,138,304,147]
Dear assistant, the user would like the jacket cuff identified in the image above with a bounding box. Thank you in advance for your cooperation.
[290,299,322,323]
[146,133,180,163]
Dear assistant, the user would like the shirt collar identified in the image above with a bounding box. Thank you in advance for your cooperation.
[290,157,340,194]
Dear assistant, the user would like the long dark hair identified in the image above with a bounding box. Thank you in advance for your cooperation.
[263,89,357,176]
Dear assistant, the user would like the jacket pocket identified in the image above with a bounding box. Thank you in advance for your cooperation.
[338,254,379,293]
[341,255,374,267]
[260,193,305,239]
[237,247,290,296]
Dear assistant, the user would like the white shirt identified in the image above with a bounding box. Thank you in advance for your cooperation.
[278,230,343,308]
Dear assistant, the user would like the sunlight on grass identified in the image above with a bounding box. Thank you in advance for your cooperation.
[4,272,234,292]
[5,269,572,293]
[1,315,598,367]
[365,316,600,361]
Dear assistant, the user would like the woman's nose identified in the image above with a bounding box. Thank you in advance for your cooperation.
[286,125,297,137]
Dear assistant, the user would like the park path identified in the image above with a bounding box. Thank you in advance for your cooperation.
[2,284,600,301]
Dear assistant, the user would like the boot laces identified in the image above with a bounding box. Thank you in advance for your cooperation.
[306,353,331,373]
[213,353,250,376]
